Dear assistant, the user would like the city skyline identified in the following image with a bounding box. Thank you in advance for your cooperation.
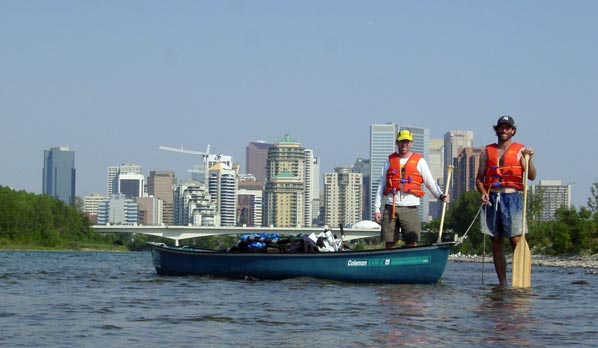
[2,2,597,208]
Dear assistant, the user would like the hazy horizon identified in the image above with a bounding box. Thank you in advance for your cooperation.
[2,1,597,208]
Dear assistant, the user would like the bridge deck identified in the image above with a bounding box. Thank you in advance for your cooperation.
[92,225,380,246]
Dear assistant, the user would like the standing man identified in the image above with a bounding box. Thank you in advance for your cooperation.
[475,115,536,286]
[374,129,448,249]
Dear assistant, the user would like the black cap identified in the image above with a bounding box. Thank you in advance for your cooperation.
[496,115,515,127]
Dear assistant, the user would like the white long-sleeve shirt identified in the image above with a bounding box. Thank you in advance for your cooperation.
[374,152,443,214]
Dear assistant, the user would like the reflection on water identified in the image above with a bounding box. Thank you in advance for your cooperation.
[475,286,535,347]
[375,285,449,347]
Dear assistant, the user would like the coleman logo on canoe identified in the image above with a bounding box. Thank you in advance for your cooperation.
[347,256,431,267]
[347,259,391,267]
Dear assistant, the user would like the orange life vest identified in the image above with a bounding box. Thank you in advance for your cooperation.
[384,152,425,197]
[483,142,524,190]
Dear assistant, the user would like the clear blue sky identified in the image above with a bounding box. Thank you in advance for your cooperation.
[1,1,597,208]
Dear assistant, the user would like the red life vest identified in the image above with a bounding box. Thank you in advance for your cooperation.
[383,152,425,197]
[483,142,524,190]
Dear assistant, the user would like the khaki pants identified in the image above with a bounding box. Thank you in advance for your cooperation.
[380,205,421,244]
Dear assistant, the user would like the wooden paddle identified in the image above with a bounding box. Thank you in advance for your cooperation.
[512,152,532,288]
[437,165,454,243]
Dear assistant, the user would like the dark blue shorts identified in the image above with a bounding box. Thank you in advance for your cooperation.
[481,192,525,238]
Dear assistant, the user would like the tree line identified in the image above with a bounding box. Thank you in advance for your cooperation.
[426,183,598,256]
[0,186,127,250]
[2,183,598,255]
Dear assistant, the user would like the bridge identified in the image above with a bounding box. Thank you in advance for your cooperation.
[92,225,381,246]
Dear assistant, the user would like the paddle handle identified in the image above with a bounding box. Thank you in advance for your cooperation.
[437,165,454,243]
[521,153,530,240]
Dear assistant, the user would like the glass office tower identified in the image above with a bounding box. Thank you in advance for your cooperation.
[43,146,76,206]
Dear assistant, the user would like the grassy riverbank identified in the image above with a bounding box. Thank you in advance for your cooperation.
[0,239,129,252]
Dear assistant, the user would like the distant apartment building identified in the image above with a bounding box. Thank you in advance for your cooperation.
[304,149,319,227]
[208,162,237,226]
[263,134,307,228]
[173,179,218,226]
[97,194,138,225]
[147,170,176,225]
[42,146,76,206]
[323,167,363,227]
[533,180,573,221]
[352,157,370,221]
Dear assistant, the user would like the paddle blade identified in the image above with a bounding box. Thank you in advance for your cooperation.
[512,237,531,288]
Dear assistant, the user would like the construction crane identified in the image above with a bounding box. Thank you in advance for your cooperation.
[159,144,211,157]
[159,144,211,182]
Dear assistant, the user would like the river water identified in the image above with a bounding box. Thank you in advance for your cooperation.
[1,250,596,348]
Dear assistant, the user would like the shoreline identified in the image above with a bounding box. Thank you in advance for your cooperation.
[449,253,598,273]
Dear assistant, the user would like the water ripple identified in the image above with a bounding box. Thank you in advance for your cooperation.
[1,251,597,348]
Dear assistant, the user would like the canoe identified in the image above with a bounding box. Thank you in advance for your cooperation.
[148,241,456,284]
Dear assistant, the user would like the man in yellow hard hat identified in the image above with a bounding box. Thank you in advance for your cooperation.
[374,129,449,249]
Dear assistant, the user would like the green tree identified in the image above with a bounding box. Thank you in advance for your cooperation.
[528,186,545,223]
[0,186,119,250]
[445,191,487,255]
[588,182,598,214]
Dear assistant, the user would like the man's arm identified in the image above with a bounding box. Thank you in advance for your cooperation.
[475,150,490,204]
[419,159,444,199]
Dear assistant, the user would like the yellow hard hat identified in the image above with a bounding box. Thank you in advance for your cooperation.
[397,130,413,141]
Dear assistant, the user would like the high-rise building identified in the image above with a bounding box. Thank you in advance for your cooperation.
[444,130,474,198]
[147,171,176,225]
[323,167,363,227]
[263,134,306,228]
[304,149,319,227]
[107,166,119,196]
[369,124,398,220]
[246,141,273,183]
[43,146,76,206]
[533,180,573,221]
[352,158,370,221]
[208,162,237,226]
[455,147,483,199]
